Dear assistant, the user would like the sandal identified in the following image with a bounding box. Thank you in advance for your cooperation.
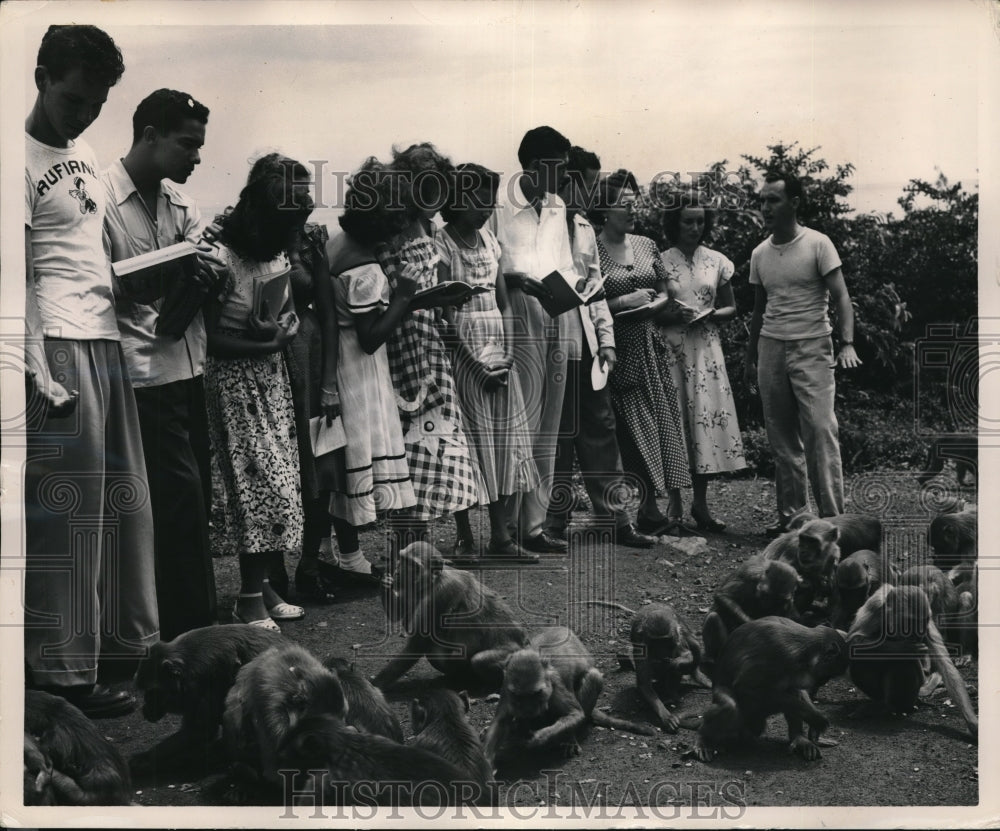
[265,601,305,621]
[232,609,281,632]
[690,508,727,533]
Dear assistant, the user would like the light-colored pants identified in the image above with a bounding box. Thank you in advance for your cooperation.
[757,335,844,520]
[507,290,568,539]
[24,339,159,687]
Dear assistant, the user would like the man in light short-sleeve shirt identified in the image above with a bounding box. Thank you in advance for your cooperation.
[24,25,157,718]
[745,173,862,535]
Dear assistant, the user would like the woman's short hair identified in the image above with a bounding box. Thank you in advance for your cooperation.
[662,192,716,246]
[439,163,500,223]
[587,168,640,226]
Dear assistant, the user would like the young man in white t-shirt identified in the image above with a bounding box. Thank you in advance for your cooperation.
[744,173,862,536]
[24,25,157,718]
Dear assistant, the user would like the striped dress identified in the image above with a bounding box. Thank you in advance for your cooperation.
[434,227,539,501]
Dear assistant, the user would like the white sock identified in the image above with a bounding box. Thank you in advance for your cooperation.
[339,549,372,574]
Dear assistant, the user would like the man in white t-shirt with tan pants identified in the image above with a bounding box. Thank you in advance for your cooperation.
[744,172,862,537]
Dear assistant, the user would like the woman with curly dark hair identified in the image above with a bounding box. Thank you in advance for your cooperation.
[203,154,311,630]
[318,158,418,579]
[374,143,494,564]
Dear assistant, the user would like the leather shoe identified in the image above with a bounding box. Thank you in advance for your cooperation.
[764,519,789,538]
[51,684,136,719]
[636,516,675,536]
[522,530,569,553]
[616,524,658,548]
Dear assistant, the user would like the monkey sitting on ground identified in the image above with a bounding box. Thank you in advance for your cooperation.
[483,626,655,765]
[24,689,132,805]
[594,602,712,731]
[830,550,897,631]
[847,584,977,741]
[223,643,348,790]
[374,542,529,691]
[323,656,404,742]
[278,713,483,807]
[410,689,494,793]
[786,512,882,556]
[130,624,286,778]
[898,564,977,665]
[702,557,801,666]
[693,617,848,763]
[917,435,977,486]
[928,506,977,578]
[763,518,842,615]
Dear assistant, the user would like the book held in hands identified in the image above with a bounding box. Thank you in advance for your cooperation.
[253,267,292,319]
[538,269,606,317]
[112,241,198,303]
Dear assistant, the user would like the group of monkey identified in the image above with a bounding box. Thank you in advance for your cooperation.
[23,498,979,808]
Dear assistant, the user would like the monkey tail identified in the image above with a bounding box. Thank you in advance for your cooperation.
[590,710,656,736]
[569,600,637,616]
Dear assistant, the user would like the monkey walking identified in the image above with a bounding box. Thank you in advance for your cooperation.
[483,626,655,766]
[847,584,977,742]
[131,624,286,778]
[410,689,494,793]
[693,617,848,763]
[24,690,132,805]
[374,542,529,691]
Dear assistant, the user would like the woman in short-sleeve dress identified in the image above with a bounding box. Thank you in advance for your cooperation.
[204,156,311,630]
[594,170,692,535]
[376,143,485,559]
[318,158,419,580]
[659,199,746,531]
[434,163,539,561]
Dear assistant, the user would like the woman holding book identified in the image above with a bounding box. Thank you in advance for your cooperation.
[594,170,692,536]
[435,163,539,562]
[659,197,746,530]
[375,143,487,563]
[203,156,310,630]
[320,158,417,577]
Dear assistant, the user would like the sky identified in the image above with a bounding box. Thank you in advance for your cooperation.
[7,0,990,224]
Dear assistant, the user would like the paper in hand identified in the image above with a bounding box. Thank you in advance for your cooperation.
[310,415,347,456]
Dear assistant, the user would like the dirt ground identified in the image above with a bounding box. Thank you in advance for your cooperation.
[99,472,978,814]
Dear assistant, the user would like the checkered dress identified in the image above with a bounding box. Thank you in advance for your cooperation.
[376,232,485,520]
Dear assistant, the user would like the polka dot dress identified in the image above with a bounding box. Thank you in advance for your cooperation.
[599,234,692,491]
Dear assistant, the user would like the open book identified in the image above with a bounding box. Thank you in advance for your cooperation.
[112,241,198,303]
[614,295,714,324]
[538,270,606,317]
[414,281,491,308]
[253,268,292,319]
